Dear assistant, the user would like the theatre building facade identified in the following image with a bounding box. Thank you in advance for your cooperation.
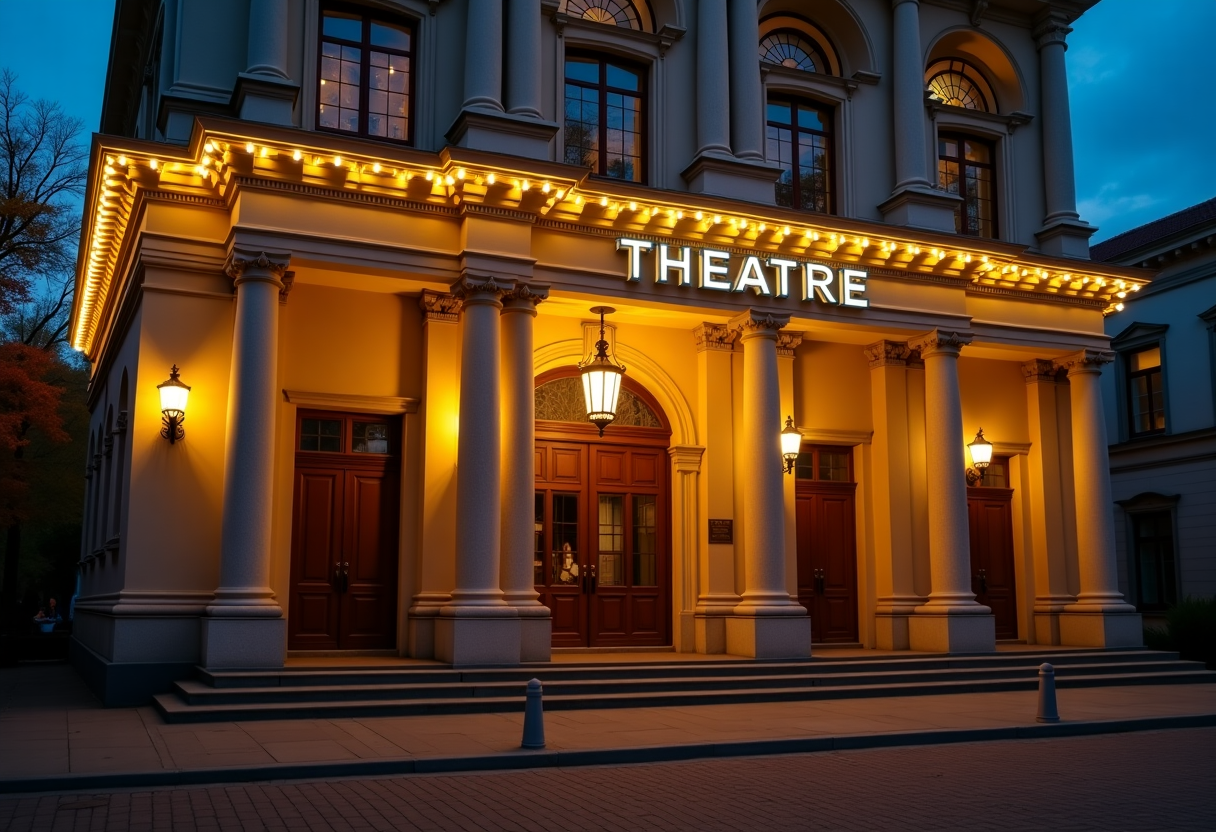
[73,0,1154,702]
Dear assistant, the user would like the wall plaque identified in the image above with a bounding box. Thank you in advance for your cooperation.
[708,519,734,544]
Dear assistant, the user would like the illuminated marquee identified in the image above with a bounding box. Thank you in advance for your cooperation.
[616,237,869,308]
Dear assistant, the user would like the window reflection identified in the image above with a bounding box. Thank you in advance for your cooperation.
[564,55,644,183]
[319,8,412,143]
[767,98,833,213]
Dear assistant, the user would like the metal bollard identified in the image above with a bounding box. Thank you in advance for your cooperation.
[521,678,545,749]
[1036,662,1060,723]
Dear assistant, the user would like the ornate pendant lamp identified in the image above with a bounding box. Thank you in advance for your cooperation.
[579,306,625,436]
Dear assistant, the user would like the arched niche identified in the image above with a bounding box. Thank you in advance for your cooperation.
[925,28,1027,114]
[557,0,685,32]
[758,0,876,77]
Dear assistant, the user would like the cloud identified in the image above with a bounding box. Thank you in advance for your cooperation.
[1067,46,1125,87]
[1078,184,1161,232]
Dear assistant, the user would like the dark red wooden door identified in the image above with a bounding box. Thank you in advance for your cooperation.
[289,412,400,651]
[796,487,859,643]
[967,488,1018,639]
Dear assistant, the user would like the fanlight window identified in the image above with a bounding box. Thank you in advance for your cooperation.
[926,59,993,112]
[535,377,662,429]
[560,0,652,32]
[760,30,827,73]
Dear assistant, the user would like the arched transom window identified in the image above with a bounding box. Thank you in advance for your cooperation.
[759,30,828,73]
[535,376,662,428]
[560,0,653,32]
[926,59,994,112]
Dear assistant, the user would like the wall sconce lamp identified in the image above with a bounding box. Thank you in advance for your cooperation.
[158,365,191,443]
[579,306,625,437]
[781,415,802,475]
[965,428,992,486]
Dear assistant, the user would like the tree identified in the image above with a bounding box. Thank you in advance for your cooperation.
[0,70,88,625]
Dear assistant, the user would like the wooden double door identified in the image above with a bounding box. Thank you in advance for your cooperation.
[288,411,401,651]
[967,487,1018,639]
[534,439,670,647]
[795,446,859,643]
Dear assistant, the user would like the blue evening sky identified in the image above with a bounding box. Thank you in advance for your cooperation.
[0,0,1212,243]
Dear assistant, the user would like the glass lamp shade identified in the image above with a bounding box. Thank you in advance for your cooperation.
[158,366,191,419]
[580,362,623,436]
[968,428,993,470]
[781,415,801,472]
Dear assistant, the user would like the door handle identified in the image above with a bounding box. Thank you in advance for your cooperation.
[335,561,349,593]
[976,568,987,594]
[588,563,598,594]
[815,568,825,596]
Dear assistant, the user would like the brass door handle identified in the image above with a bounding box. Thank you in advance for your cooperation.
[335,561,350,593]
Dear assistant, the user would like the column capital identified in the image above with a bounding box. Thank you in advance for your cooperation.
[669,444,706,474]
[693,322,737,353]
[1022,357,1068,384]
[890,0,920,7]
[224,247,290,287]
[776,331,804,359]
[419,290,462,322]
[864,339,912,368]
[729,309,790,340]
[451,274,517,307]
[1033,14,1073,50]
[501,282,550,314]
[909,328,972,358]
[1055,348,1115,376]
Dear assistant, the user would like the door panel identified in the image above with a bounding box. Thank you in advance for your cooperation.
[795,485,859,644]
[968,490,1018,640]
[289,469,344,649]
[340,469,399,649]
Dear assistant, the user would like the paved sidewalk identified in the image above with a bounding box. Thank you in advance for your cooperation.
[2,663,1214,793]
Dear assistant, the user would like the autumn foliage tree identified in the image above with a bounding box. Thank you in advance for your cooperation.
[0,69,88,623]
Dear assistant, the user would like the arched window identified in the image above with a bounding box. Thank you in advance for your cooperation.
[760,30,829,74]
[535,376,662,428]
[560,0,653,32]
[926,59,994,113]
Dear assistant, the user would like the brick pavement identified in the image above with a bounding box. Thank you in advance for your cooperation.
[0,728,1211,831]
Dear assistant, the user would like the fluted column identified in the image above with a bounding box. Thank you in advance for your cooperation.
[696,0,732,157]
[907,329,995,653]
[246,0,290,79]
[727,0,764,161]
[463,0,505,112]
[506,0,542,118]
[500,282,550,662]
[891,0,929,191]
[726,310,810,659]
[1034,16,1078,224]
[235,0,298,125]
[202,248,289,668]
[436,275,521,665]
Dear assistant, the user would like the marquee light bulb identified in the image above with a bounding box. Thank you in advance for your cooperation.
[600,197,609,207]
[542,181,551,193]
[695,211,703,221]
[445,174,455,185]
[373,162,381,173]
[487,173,496,185]
[293,149,302,161]
[333,155,342,166]
[457,168,466,179]
[521,179,530,190]
[629,201,637,211]
[426,170,434,181]
[246,142,255,153]
[713,215,721,225]
[149,159,158,170]
[783,226,791,236]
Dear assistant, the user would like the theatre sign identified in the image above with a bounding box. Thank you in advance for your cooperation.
[616,237,869,308]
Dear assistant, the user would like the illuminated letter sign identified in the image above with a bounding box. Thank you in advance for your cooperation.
[616,238,652,282]
[657,244,693,286]
[699,249,732,291]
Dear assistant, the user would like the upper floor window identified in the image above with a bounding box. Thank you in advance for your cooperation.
[767,98,833,213]
[926,59,994,112]
[318,6,413,143]
[938,132,996,238]
[564,55,645,183]
[1127,346,1165,436]
[560,0,652,31]
[760,30,829,73]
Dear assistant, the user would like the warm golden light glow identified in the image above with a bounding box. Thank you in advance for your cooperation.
[781,416,802,475]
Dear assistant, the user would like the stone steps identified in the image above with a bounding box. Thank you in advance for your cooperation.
[153,649,1216,723]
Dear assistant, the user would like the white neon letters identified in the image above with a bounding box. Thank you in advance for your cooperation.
[615,238,869,309]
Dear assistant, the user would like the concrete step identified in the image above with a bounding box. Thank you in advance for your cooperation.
[153,667,1216,724]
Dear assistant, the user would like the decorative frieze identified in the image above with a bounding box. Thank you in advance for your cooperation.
[693,322,737,353]
[863,339,912,368]
[776,331,804,358]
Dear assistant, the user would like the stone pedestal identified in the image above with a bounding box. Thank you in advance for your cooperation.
[907,613,996,654]
[201,618,286,668]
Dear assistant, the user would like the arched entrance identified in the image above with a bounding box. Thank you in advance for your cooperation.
[533,368,672,647]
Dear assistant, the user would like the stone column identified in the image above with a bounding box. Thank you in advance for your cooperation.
[506,0,542,118]
[1056,350,1141,647]
[696,0,732,157]
[463,0,505,112]
[436,275,521,665]
[727,0,764,161]
[865,340,923,649]
[1022,359,1075,645]
[777,332,803,603]
[907,329,995,653]
[726,310,811,658]
[202,248,289,668]
[670,445,705,653]
[879,0,958,231]
[500,283,550,662]
[235,0,298,124]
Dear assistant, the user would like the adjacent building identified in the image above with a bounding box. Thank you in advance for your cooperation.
[1093,199,1216,623]
[72,0,1151,705]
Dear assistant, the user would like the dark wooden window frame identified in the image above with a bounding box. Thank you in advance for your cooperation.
[1129,509,1178,612]
[316,2,416,145]
[295,410,401,461]
[1126,347,1166,438]
[766,95,835,215]
[794,444,854,484]
[938,130,998,239]
[563,50,648,185]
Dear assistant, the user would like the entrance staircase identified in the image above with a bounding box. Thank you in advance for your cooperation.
[153,649,1215,723]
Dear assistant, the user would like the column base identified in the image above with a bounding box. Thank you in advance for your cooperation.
[1035,216,1097,259]
[445,108,558,160]
[908,612,996,653]
[200,617,286,668]
[435,612,522,666]
[725,613,811,659]
[680,152,783,204]
[874,613,913,651]
[1059,610,1143,648]
[878,184,961,233]
[1034,612,1063,646]
[519,613,552,663]
[695,614,728,654]
[230,73,299,126]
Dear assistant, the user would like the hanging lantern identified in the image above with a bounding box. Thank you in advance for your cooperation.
[579,306,625,437]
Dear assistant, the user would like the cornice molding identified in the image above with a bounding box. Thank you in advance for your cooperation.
[282,390,420,414]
